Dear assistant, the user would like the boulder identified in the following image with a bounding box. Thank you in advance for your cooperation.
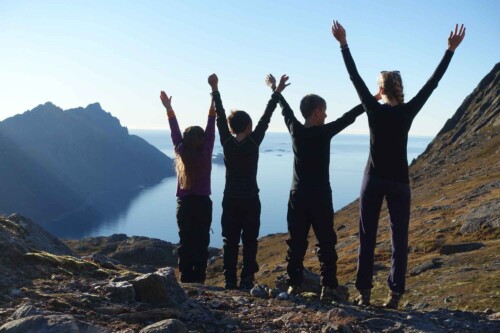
[139,319,187,333]
[439,242,485,255]
[131,267,187,306]
[410,258,442,276]
[104,281,136,303]
[460,200,500,233]
[0,314,108,333]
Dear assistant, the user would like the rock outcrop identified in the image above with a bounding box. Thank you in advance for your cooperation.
[1,214,499,332]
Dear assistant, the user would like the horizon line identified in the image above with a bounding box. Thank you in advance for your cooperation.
[128,128,435,138]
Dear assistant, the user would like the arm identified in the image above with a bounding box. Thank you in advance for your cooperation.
[208,73,232,144]
[266,74,298,133]
[407,24,465,119]
[204,100,216,154]
[160,91,183,147]
[252,75,291,144]
[324,104,365,138]
[332,21,379,113]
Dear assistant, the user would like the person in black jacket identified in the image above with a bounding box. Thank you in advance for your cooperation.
[208,73,290,290]
[266,74,366,302]
[332,21,465,308]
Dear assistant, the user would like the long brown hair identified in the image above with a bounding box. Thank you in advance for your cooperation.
[175,126,205,189]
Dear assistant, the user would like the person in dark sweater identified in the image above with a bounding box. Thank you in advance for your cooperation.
[160,90,216,284]
[266,74,365,302]
[208,73,290,290]
[332,21,465,308]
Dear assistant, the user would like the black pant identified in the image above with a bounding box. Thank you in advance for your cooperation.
[286,190,339,288]
[221,195,261,284]
[356,174,411,294]
[176,194,212,283]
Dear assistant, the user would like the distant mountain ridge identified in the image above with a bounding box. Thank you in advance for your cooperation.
[0,102,174,223]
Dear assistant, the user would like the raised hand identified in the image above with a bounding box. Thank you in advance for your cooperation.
[160,91,173,111]
[448,24,466,52]
[265,74,277,91]
[275,75,291,94]
[208,73,219,91]
[331,20,347,47]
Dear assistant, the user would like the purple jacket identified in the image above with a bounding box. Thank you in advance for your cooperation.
[168,114,216,197]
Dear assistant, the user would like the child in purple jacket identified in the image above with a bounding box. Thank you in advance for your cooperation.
[160,90,216,283]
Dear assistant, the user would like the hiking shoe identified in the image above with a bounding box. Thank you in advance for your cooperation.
[383,291,402,309]
[239,276,255,290]
[320,285,349,302]
[353,289,371,306]
[287,285,302,296]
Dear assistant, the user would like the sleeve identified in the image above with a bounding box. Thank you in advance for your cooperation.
[325,104,365,138]
[341,47,379,114]
[278,93,300,134]
[204,114,216,154]
[251,92,280,145]
[406,50,454,119]
[211,91,232,144]
[167,111,183,149]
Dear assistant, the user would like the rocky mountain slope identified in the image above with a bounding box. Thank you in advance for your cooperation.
[206,63,500,312]
[0,102,174,223]
[0,214,498,332]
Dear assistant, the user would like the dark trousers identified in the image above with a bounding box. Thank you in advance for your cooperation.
[221,195,261,284]
[356,174,411,294]
[176,194,212,283]
[286,190,339,288]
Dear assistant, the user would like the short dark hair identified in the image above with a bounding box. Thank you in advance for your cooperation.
[227,110,251,134]
[300,94,326,119]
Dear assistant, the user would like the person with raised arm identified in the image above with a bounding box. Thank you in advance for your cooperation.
[208,73,289,290]
[160,90,216,284]
[331,21,465,308]
[267,74,366,303]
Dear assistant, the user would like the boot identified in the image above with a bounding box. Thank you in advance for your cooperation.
[353,289,371,306]
[320,285,349,302]
[383,291,402,309]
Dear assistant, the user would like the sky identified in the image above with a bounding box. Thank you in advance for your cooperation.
[0,0,498,136]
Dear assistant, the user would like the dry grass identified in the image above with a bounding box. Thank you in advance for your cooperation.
[206,122,500,311]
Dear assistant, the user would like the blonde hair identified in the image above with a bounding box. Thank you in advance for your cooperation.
[378,71,404,105]
[175,126,205,189]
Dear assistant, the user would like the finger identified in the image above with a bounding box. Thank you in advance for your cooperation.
[449,31,453,40]
[454,24,458,36]
[459,24,464,35]
[285,83,291,87]
[462,27,466,38]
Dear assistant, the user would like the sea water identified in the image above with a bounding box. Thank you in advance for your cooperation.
[45,131,432,247]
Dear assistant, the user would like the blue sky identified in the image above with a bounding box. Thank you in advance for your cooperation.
[0,0,498,136]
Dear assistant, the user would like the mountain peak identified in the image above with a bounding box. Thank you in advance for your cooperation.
[85,102,104,112]
[30,101,63,113]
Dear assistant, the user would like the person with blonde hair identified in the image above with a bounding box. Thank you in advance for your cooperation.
[331,21,465,308]
[160,90,216,283]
